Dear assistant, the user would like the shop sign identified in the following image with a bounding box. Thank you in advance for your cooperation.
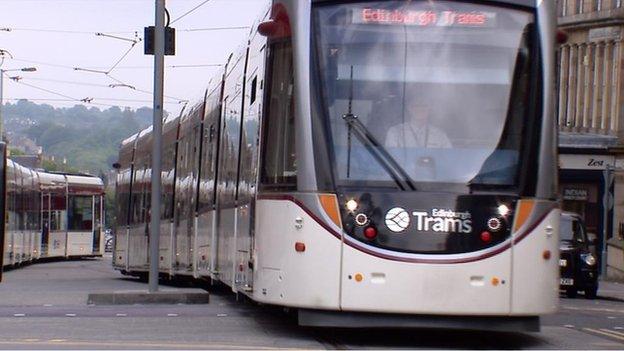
[559,154,614,170]
[563,188,589,201]
[589,26,622,42]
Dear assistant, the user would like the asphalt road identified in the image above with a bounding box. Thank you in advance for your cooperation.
[0,257,623,349]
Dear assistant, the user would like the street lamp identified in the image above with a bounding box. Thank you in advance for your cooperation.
[0,66,37,139]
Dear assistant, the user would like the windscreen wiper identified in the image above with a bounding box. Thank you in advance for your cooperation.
[343,117,416,191]
[342,66,416,191]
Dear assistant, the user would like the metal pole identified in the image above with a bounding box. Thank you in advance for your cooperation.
[149,0,165,293]
[601,166,613,276]
[0,70,4,141]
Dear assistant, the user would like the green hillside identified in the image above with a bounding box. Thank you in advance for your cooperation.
[3,99,158,174]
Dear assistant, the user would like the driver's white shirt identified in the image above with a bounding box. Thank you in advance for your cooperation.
[384,123,452,148]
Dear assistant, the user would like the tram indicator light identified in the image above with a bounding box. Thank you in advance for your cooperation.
[356,8,495,28]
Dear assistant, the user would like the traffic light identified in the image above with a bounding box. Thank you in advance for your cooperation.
[144,26,175,56]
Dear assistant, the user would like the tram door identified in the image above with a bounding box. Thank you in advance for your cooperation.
[92,195,102,254]
[216,49,247,288]
[41,193,51,257]
[234,30,267,292]
[174,116,201,273]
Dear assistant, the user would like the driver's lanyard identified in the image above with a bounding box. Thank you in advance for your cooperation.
[406,123,429,148]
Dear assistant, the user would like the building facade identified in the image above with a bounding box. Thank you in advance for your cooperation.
[556,0,624,279]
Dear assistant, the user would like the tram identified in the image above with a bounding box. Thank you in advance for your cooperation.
[0,144,105,278]
[114,0,559,331]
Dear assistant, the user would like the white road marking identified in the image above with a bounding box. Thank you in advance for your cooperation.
[13,314,25,317]
[615,327,624,330]
[65,314,76,317]
[167,313,178,317]
[584,328,624,342]
[603,329,624,338]
[217,313,228,317]
[115,313,127,317]
[564,306,624,314]
[608,316,617,319]
[43,304,53,307]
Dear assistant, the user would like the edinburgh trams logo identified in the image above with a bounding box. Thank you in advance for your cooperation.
[384,207,411,233]
[385,208,473,234]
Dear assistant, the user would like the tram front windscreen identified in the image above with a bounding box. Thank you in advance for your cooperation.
[313,1,537,193]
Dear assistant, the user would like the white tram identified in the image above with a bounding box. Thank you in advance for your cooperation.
[114,0,559,331]
[0,149,105,275]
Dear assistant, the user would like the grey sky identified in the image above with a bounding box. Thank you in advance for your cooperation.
[0,0,268,116]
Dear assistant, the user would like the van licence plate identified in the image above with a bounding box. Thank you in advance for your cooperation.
[560,278,574,286]
[559,259,567,267]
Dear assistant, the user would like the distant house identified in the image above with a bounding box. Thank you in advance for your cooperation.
[10,155,42,169]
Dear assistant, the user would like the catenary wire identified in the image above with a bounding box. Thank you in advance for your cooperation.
[170,0,212,25]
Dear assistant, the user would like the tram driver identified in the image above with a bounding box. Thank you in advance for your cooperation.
[384,94,452,149]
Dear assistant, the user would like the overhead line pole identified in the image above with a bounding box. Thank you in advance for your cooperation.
[149,0,165,293]
[0,71,4,140]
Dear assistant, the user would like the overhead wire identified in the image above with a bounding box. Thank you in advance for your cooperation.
[23,77,112,88]
[106,74,188,104]
[180,26,249,32]
[10,78,79,101]
[0,28,135,35]
[170,0,212,25]
[5,97,182,105]
[2,26,249,35]
[4,74,141,109]
[107,41,139,74]
[0,0,236,109]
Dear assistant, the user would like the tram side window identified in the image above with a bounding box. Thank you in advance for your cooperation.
[260,37,296,190]
[68,195,93,231]
[161,143,176,220]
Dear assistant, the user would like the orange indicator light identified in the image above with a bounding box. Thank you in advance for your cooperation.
[354,273,364,282]
[491,277,500,286]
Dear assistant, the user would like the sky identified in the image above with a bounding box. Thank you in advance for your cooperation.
[0,0,269,116]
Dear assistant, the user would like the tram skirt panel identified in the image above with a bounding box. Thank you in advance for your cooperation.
[252,199,341,309]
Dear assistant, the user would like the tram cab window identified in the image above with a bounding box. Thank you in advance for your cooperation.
[68,195,93,231]
[49,193,66,231]
[313,1,535,191]
[260,31,297,190]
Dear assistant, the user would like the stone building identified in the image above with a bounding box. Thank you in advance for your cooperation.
[556,0,624,279]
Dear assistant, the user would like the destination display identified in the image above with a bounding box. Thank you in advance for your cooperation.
[355,8,497,27]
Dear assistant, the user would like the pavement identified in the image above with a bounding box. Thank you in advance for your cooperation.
[599,280,624,301]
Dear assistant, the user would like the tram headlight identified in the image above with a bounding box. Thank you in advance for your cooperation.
[346,199,358,212]
[582,253,596,266]
[497,204,510,217]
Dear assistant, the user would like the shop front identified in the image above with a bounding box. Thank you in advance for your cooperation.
[559,153,614,275]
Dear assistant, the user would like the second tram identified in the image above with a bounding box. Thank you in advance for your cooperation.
[0,152,105,273]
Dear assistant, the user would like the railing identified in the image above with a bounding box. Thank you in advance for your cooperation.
[557,41,621,135]
[558,0,623,17]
